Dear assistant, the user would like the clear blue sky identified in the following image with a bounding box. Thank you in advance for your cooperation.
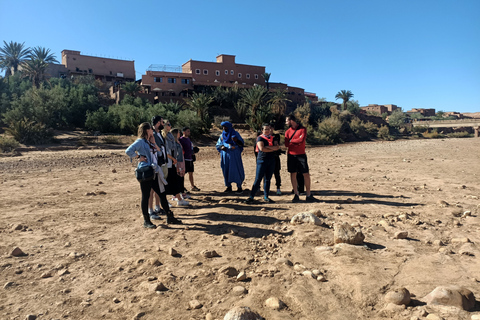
[1,0,479,113]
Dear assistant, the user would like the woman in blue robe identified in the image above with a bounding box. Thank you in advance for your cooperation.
[216,121,245,193]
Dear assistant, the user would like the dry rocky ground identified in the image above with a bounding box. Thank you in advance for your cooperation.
[1,136,480,320]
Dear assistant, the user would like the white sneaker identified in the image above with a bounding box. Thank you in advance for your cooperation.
[172,197,178,201]
[148,208,154,215]
[177,199,189,206]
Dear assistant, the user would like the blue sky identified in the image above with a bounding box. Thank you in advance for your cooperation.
[1,0,479,113]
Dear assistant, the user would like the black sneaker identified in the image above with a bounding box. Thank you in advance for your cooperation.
[143,222,157,229]
[191,186,200,192]
[167,216,183,225]
[235,187,243,194]
[305,195,318,202]
[244,197,254,204]
[292,194,300,203]
[263,197,275,203]
[224,187,233,193]
[150,213,162,220]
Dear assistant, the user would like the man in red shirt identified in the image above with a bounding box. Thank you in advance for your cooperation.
[284,114,318,202]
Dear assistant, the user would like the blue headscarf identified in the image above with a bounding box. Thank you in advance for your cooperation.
[221,121,235,145]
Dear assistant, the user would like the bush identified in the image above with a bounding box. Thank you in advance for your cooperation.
[85,107,118,133]
[446,131,471,138]
[422,130,443,139]
[0,136,19,152]
[377,125,394,140]
[5,118,54,145]
[316,117,343,144]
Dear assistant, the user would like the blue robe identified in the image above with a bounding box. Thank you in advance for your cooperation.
[216,130,245,187]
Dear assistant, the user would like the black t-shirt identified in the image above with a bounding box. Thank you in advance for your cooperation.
[256,135,275,162]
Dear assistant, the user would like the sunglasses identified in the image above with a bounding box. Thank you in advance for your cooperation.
[166,123,171,126]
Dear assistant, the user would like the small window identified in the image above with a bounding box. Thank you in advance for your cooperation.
[195,69,200,74]
[246,74,250,79]
[238,73,242,78]
[254,74,258,79]
[230,70,234,75]
[203,69,208,75]
[215,70,220,76]
[88,68,92,74]
[168,78,176,83]
[181,79,190,84]
[154,77,162,83]
[225,70,228,75]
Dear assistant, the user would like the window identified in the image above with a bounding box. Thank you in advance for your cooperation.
[254,74,258,79]
[168,78,176,83]
[88,68,92,74]
[181,79,190,84]
[238,73,242,78]
[216,70,220,76]
[230,70,234,75]
[203,69,208,75]
[225,70,228,75]
[246,74,250,79]
[154,77,162,83]
[195,69,200,74]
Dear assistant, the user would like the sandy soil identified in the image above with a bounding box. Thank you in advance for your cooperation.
[1,137,479,320]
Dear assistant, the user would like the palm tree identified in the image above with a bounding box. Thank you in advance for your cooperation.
[262,72,271,90]
[240,85,268,116]
[186,92,214,132]
[29,46,59,64]
[335,90,354,111]
[269,89,291,128]
[0,41,31,76]
[22,58,48,88]
[122,82,141,97]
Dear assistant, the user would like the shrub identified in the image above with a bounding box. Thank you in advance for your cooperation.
[316,117,342,144]
[5,118,54,144]
[422,130,442,139]
[446,131,471,138]
[377,125,394,140]
[363,121,379,136]
[349,117,369,139]
[0,136,19,152]
[85,107,118,133]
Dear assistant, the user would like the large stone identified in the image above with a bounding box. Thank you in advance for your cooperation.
[265,297,286,310]
[202,250,220,258]
[333,222,365,245]
[140,281,167,292]
[219,266,239,277]
[290,212,322,226]
[189,299,203,309]
[223,306,263,320]
[423,286,475,311]
[385,287,411,305]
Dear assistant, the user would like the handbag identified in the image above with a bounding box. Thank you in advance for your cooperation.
[135,165,155,182]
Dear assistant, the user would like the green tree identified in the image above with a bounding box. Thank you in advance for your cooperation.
[262,72,271,90]
[269,88,290,127]
[387,109,406,128]
[21,58,48,88]
[29,46,59,64]
[335,90,354,111]
[0,41,30,76]
[186,92,214,133]
[122,81,141,97]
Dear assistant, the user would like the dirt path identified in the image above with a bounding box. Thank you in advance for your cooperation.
[1,138,479,320]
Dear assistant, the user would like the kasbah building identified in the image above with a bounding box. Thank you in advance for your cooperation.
[55,50,319,108]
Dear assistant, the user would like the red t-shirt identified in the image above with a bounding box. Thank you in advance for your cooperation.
[284,125,306,155]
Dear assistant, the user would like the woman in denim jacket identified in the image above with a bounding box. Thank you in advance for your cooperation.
[125,122,182,228]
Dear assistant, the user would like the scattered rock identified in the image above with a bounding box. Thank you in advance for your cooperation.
[290,212,322,226]
[265,297,286,310]
[12,224,23,231]
[451,237,470,244]
[459,243,476,256]
[423,286,475,311]
[149,258,162,266]
[382,302,406,312]
[40,272,53,278]
[462,211,472,217]
[112,169,117,173]
[425,314,443,320]
[169,248,178,256]
[437,200,449,207]
[25,315,37,320]
[302,270,315,279]
[4,281,15,289]
[133,312,145,320]
[223,306,263,320]
[232,286,247,296]
[11,247,26,257]
[334,222,365,245]
[113,297,121,303]
[274,258,293,266]
[308,209,322,217]
[202,250,219,258]
[140,281,168,292]
[219,266,238,277]
[189,299,203,309]
[394,231,409,239]
[317,275,327,282]
[385,287,411,305]
[236,271,247,281]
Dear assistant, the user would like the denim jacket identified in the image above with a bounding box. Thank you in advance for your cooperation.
[125,138,159,172]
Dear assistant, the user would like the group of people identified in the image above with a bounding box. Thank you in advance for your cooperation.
[126,113,317,229]
[125,116,199,229]
[216,114,317,205]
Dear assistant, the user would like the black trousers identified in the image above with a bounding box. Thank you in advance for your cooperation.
[140,175,169,223]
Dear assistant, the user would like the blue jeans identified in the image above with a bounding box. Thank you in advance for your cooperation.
[249,158,275,198]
